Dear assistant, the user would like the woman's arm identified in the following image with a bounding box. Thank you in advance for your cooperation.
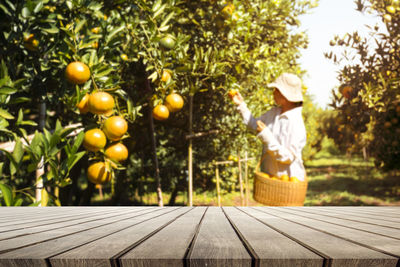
[230,92,260,133]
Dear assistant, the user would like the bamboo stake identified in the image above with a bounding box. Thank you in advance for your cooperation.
[215,165,221,207]
[244,151,249,206]
[188,94,193,207]
[238,152,244,206]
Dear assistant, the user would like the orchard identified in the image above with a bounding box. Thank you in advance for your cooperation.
[326,0,400,171]
[0,0,320,206]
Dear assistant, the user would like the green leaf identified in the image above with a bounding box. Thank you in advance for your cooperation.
[153,4,167,19]
[0,108,14,119]
[105,25,125,44]
[0,184,13,206]
[10,138,24,175]
[159,11,175,29]
[67,151,85,172]
[0,86,16,95]
[71,131,84,154]
[42,26,59,34]
[33,1,43,13]
[21,7,30,17]
[0,4,12,16]
[74,19,87,34]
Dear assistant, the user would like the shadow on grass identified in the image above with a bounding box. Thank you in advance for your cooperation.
[305,160,400,205]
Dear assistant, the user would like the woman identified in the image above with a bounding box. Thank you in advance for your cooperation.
[230,73,307,181]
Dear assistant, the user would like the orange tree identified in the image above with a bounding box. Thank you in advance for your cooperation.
[326,0,400,171]
[0,0,317,206]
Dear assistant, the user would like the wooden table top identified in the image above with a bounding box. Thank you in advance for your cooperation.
[0,206,399,267]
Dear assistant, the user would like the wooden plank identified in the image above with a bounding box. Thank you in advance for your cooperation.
[118,207,206,267]
[0,207,116,227]
[254,207,400,259]
[286,207,400,228]
[223,207,324,267]
[280,207,400,239]
[188,207,252,267]
[0,208,144,240]
[49,207,192,267]
[0,207,158,254]
[241,207,397,267]
[0,207,179,267]
[302,207,400,220]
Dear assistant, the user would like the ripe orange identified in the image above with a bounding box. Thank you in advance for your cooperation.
[83,128,107,152]
[290,177,300,182]
[88,91,115,115]
[387,5,396,14]
[105,143,129,162]
[153,104,170,120]
[76,93,90,114]
[121,54,128,61]
[228,89,238,97]
[103,116,128,141]
[221,3,235,18]
[92,41,99,49]
[280,174,289,182]
[165,93,184,113]
[340,85,353,99]
[91,27,100,34]
[384,14,392,22]
[87,162,112,184]
[161,69,172,83]
[65,61,91,85]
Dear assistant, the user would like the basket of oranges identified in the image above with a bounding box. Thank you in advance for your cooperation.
[253,159,308,206]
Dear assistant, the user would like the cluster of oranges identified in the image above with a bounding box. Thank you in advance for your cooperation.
[66,61,129,185]
[152,69,184,121]
[258,172,301,183]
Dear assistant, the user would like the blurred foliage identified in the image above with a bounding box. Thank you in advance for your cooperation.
[326,0,400,171]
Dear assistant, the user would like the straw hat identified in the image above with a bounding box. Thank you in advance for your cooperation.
[268,73,303,102]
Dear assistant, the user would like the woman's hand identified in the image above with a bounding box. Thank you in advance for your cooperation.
[228,90,244,106]
[256,120,266,133]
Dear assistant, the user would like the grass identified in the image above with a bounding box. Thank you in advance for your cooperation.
[92,142,400,206]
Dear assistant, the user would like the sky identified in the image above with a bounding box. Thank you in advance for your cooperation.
[298,0,384,109]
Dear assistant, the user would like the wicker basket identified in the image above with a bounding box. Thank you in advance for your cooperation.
[253,157,308,206]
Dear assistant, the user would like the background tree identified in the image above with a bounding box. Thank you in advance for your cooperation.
[326,0,400,171]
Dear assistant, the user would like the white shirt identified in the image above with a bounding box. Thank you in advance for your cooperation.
[238,103,307,181]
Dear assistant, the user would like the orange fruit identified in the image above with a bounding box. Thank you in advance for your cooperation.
[83,128,107,152]
[159,35,176,49]
[87,162,112,184]
[161,69,172,83]
[91,27,100,34]
[384,14,392,22]
[24,33,35,42]
[88,91,115,115]
[103,116,128,141]
[76,93,90,114]
[24,39,39,51]
[165,93,184,113]
[105,143,129,162]
[65,61,91,85]
[121,54,128,61]
[92,41,98,49]
[387,5,396,14]
[290,177,300,182]
[221,3,235,18]
[228,89,238,97]
[153,104,170,120]
[280,174,289,182]
[340,85,353,99]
